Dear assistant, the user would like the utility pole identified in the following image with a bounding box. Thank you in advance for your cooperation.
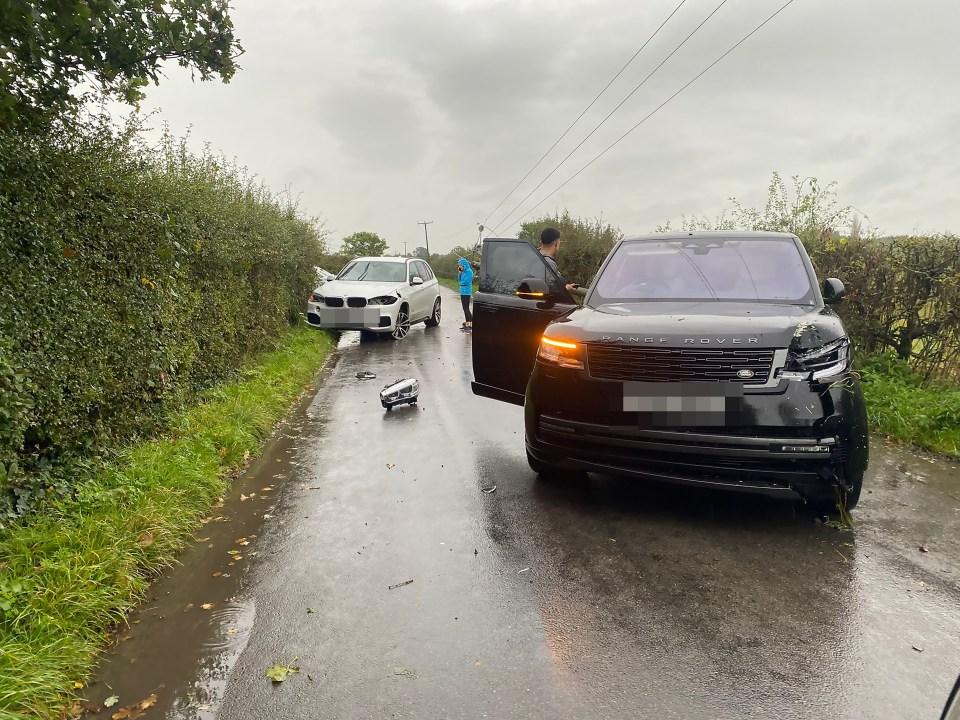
[418,220,433,258]
[402,240,408,257]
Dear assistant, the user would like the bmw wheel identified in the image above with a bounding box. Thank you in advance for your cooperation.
[425,297,441,327]
[392,306,411,340]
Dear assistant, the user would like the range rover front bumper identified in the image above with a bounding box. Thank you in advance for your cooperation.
[524,363,869,500]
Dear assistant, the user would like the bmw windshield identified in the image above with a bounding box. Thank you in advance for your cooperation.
[337,261,407,282]
[591,236,818,306]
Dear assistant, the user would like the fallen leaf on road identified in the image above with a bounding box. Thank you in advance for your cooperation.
[104,696,119,708]
[200,603,214,610]
[110,693,157,720]
[393,666,417,678]
[266,663,299,683]
[226,627,237,635]
[227,549,241,555]
[72,681,84,689]
[912,645,924,652]
[388,579,414,590]
[919,545,929,553]
[196,537,210,542]
[386,463,396,469]
[518,567,530,574]
[240,494,250,502]
[480,485,496,494]
[307,608,315,614]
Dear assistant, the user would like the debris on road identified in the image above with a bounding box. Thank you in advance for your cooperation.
[393,666,417,678]
[919,545,929,553]
[518,567,530,574]
[380,378,420,411]
[104,695,119,708]
[108,693,157,719]
[356,371,377,380]
[266,663,300,683]
[388,579,414,590]
[481,485,497,494]
[912,645,924,652]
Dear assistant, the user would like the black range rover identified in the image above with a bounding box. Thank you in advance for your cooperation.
[471,231,869,512]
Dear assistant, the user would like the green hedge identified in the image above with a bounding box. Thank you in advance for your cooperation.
[0,117,324,518]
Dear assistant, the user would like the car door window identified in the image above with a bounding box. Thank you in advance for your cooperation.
[480,241,549,296]
[419,261,434,280]
[408,262,417,282]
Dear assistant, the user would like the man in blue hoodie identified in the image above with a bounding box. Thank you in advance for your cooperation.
[457,257,474,332]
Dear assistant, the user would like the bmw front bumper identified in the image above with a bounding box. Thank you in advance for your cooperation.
[305,301,397,332]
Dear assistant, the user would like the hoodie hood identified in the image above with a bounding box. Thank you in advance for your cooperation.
[458,257,470,270]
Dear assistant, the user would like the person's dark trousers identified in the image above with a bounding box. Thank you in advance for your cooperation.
[461,294,473,322]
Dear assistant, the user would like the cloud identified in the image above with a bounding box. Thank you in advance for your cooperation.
[133,0,960,251]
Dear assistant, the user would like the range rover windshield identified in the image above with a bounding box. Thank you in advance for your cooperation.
[337,261,407,282]
[592,237,817,305]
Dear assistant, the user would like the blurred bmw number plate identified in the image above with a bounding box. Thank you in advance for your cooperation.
[317,307,379,325]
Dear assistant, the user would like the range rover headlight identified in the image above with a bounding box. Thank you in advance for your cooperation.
[368,295,398,306]
[781,337,851,381]
[537,336,584,370]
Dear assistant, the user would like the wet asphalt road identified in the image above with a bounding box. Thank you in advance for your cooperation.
[89,288,960,720]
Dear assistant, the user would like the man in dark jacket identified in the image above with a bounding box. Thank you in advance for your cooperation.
[538,227,586,300]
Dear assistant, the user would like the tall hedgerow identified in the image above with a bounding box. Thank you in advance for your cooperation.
[0,114,325,518]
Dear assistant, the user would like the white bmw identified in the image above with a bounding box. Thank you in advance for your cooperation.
[306,256,442,340]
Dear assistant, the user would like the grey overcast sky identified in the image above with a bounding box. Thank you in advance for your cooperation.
[131,0,960,254]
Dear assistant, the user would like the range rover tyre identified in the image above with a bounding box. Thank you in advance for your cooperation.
[808,466,863,514]
[425,297,441,327]
[526,449,587,482]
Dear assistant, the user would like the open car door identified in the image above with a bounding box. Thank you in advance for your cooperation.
[471,238,577,405]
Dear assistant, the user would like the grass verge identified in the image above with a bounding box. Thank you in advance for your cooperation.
[0,323,334,719]
[860,354,960,457]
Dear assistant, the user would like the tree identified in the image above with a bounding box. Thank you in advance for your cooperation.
[341,231,388,258]
[413,246,429,260]
[0,0,242,130]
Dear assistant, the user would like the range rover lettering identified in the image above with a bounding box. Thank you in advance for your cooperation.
[470,232,869,512]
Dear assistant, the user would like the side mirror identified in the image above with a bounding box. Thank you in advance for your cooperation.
[516,278,549,299]
[822,277,846,304]
[410,276,424,286]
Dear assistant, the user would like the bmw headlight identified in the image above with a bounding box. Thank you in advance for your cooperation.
[781,337,851,381]
[309,292,323,303]
[368,295,398,306]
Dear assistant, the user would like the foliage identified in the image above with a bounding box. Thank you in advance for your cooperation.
[0,324,334,718]
[413,246,430,260]
[430,244,480,279]
[340,231,388,258]
[656,173,855,245]
[0,0,241,130]
[859,354,960,457]
[808,234,960,373]
[519,211,623,286]
[0,114,325,518]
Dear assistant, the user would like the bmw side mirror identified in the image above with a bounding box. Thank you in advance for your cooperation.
[822,277,846,304]
[411,276,424,286]
[516,278,549,299]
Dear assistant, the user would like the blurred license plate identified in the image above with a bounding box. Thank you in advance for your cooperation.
[622,382,742,427]
[316,307,380,325]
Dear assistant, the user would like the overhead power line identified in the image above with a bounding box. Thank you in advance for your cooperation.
[497,0,800,234]
[488,0,731,234]
[480,0,690,227]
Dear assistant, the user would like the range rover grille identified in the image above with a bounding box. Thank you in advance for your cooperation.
[586,344,775,383]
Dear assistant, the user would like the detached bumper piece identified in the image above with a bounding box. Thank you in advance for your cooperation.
[533,415,845,497]
[380,378,420,411]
